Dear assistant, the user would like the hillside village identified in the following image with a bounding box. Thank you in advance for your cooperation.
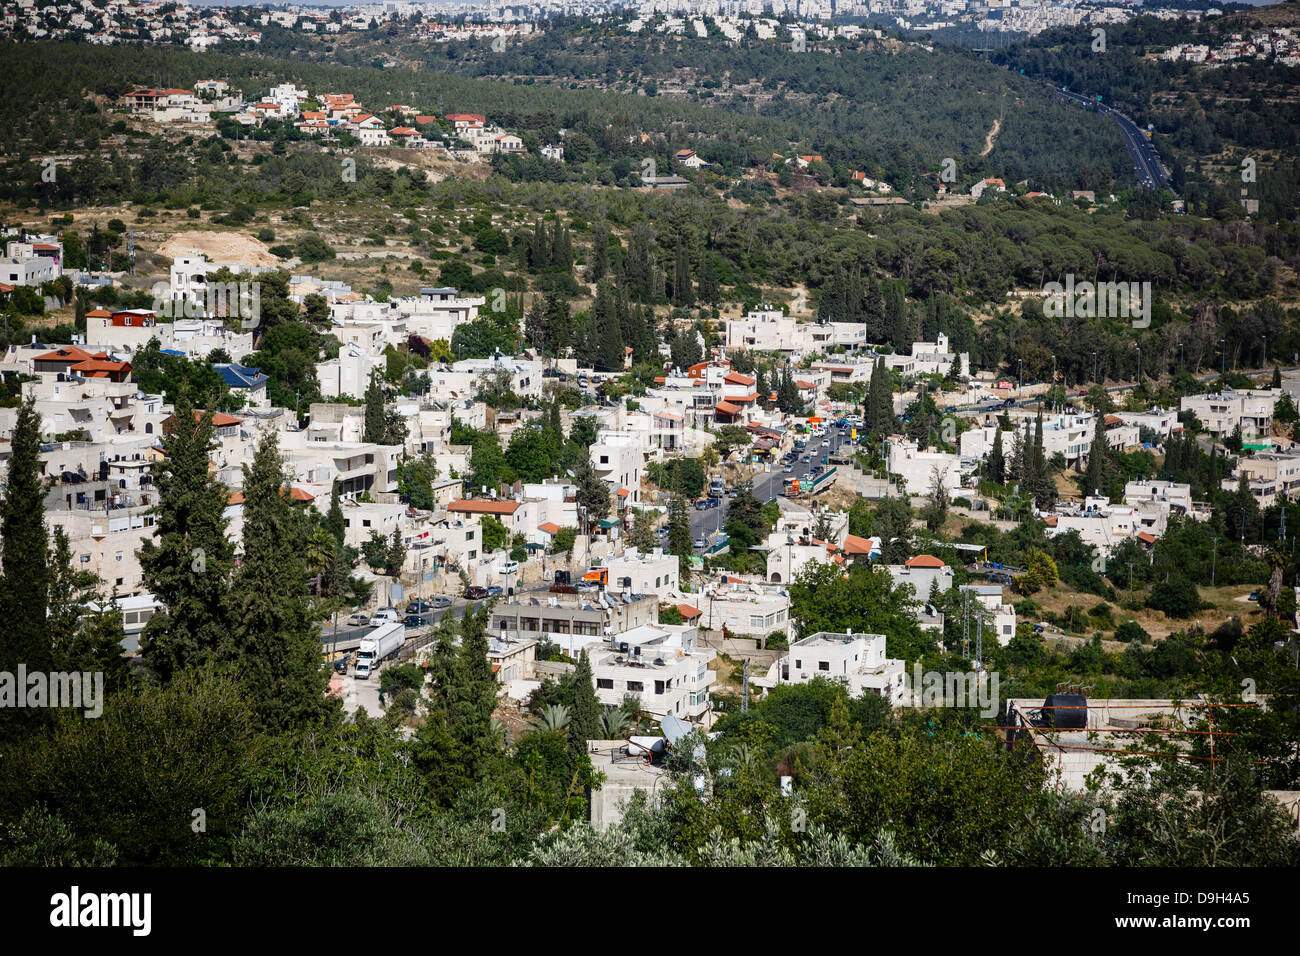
[4,209,1299,773]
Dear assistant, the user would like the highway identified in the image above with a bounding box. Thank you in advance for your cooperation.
[1053,88,1170,191]
[681,422,855,552]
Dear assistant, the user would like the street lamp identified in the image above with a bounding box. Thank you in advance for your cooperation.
[1091,351,1098,384]
[1135,346,1141,387]
[1177,342,1183,372]
[1219,338,1226,379]
[1017,359,1023,400]
[1262,334,1268,368]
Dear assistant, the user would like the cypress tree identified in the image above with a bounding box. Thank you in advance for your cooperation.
[46,526,97,670]
[1083,419,1110,498]
[0,396,51,736]
[139,397,236,683]
[226,432,332,732]
[697,251,719,305]
[364,370,386,444]
[450,605,500,774]
[592,282,624,372]
[326,480,346,549]
[0,396,49,660]
[568,650,600,763]
[988,426,1005,484]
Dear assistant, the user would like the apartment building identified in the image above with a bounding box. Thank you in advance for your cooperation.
[1046,495,1162,555]
[1180,388,1278,439]
[589,624,716,723]
[885,437,969,495]
[490,590,659,655]
[594,548,680,595]
[1221,450,1300,507]
[760,631,908,705]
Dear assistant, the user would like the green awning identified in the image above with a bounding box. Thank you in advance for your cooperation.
[596,518,618,529]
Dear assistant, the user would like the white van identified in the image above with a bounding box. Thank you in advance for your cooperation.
[369,607,400,627]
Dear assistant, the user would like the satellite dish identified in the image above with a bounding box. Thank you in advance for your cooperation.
[660,714,692,745]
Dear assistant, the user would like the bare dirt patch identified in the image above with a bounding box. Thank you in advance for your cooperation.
[157,231,281,268]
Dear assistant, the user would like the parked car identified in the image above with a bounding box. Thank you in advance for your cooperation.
[1248,590,1259,601]
[821,439,831,447]
[369,608,400,627]
[499,560,520,575]
[402,614,431,628]
[465,586,488,600]
[486,585,505,597]
[405,599,433,614]
[346,612,369,627]
[693,537,707,549]
[783,464,794,473]
[431,596,453,609]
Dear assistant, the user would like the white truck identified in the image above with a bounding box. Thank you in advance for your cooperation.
[354,622,405,679]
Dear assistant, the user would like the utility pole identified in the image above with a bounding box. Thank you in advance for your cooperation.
[741,660,750,713]
[1211,535,1218,587]
[962,589,970,660]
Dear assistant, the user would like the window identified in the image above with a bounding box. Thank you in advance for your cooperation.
[596,678,613,690]
[654,680,665,695]
[750,614,764,628]
[794,659,801,669]
[626,681,644,693]
[468,550,476,559]
[818,661,830,671]
[466,531,474,540]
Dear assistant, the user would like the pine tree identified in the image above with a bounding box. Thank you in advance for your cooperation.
[139,398,237,683]
[364,370,386,444]
[576,455,611,525]
[0,396,50,679]
[225,432,332,732]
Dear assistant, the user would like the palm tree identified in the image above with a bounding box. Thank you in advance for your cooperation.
[304,526,337,597]
[598,705,630,739]
[530,703,571,734]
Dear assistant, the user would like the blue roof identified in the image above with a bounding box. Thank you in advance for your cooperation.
[214,362,269,389]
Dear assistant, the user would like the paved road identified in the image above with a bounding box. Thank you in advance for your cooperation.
[679,424,855,552]
[1053,88,1170,191]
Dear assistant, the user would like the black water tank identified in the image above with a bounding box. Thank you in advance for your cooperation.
[1042,694,1088,729]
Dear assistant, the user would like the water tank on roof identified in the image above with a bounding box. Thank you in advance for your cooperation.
[1042,693,1087,729]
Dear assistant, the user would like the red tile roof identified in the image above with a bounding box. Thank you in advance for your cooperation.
[449,499,520,516]
[724,372,756,386]
[538,522,560,535]
[905,554,946,568]
[842,534,874,555]
[715,401,741,415]
[676,604,702,620]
